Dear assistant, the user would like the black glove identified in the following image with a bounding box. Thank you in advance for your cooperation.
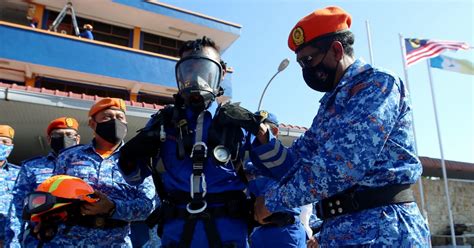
[215,103,263,135]
[119,128,161,175]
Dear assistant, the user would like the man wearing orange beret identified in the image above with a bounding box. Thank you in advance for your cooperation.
[0,125,20,247]
[49,98,155,247]
[249,6,430,247]
[5,117,81,247]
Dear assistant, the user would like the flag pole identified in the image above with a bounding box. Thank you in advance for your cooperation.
[398,34,428,221]
[426,59,456,246]
[365,20,374,65]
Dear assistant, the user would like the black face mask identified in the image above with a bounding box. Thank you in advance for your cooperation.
[95,119,127,144]
[302,52,339,92]
[50,135,77,154]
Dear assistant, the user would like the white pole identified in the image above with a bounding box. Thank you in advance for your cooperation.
[365,20,374,65]
[257,58,290,111]
[426,59,456,246]
[257,71,280,111]
[398,34,428,221]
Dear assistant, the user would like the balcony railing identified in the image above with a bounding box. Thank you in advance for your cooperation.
[0,21,179,89]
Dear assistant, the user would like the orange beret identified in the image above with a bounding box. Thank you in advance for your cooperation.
[288,6,352,52]
[46,117,79,135]
[0,125,15,139]
[88,98,126,117]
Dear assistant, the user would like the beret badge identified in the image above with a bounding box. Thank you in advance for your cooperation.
[292,27,305,46]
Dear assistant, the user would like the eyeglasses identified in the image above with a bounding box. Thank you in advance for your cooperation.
[296,50,325,69]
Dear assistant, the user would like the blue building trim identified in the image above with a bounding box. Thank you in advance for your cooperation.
[112,0,241,36]
[0,24,177,88]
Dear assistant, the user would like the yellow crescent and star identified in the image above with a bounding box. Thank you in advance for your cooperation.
[409,39,421,49]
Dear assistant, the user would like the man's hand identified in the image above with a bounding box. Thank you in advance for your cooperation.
[80,190,115,216]
[307,236,319,248]
[254,196,272,224]
[256,123,269,145]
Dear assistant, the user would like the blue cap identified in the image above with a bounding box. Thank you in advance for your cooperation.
[255,110,279,125]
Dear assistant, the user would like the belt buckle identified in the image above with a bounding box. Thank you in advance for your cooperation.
[186,200,207,214]
[94,217,106,228]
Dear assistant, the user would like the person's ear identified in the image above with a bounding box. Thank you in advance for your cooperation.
[76,134,81,144]
[88,118,96,130]
[331,41,344,61]
[47,135,52,146]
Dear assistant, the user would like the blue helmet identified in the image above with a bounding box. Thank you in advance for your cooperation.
[255,110,279,125]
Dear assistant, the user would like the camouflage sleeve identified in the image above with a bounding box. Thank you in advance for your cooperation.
[264,75,402,212]
[6,165,33,247]
[4,201,21,248]
[111,176,155,222]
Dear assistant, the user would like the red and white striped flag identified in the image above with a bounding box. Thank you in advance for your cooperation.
[404,39,469,67]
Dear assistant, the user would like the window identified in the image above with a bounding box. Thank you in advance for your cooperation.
[142,32,184,57]
[46,10,132,47]
[0,79,24,86]
[36,77,130,100]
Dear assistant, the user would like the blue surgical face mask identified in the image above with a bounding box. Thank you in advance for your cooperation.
[0,144,14,161]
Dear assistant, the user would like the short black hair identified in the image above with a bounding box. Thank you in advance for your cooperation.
[178,36,219,57]
[178,36,227,71]
[300,30,355,57]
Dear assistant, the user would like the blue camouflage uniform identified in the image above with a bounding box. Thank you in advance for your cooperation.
[6,153,56,247]
[250,59,430,247]
[0,161,20,246]
[245,160,306,248]
[120,102,249,248]
[50,141,155,247]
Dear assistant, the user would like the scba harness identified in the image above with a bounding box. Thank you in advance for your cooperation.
[131,99,252,248]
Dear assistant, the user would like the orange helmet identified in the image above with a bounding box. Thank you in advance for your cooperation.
[27,175,97,222]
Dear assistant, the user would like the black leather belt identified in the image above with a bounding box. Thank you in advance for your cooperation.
[74,215,129,229]
[316,184,415,220]
[262,212,296,227]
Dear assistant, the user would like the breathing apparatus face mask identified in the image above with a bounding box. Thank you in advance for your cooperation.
[175,49,223,112]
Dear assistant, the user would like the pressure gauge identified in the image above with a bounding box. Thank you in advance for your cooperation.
[213,145,231,164]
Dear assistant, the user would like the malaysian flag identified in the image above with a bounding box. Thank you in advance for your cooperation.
[404,38,469,67]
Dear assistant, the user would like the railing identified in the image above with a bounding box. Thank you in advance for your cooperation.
[0,21,179,89]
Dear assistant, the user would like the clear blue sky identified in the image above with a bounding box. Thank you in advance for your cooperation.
[162,0,474,163]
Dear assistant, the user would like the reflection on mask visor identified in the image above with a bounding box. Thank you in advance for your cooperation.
[176,58,222,92]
